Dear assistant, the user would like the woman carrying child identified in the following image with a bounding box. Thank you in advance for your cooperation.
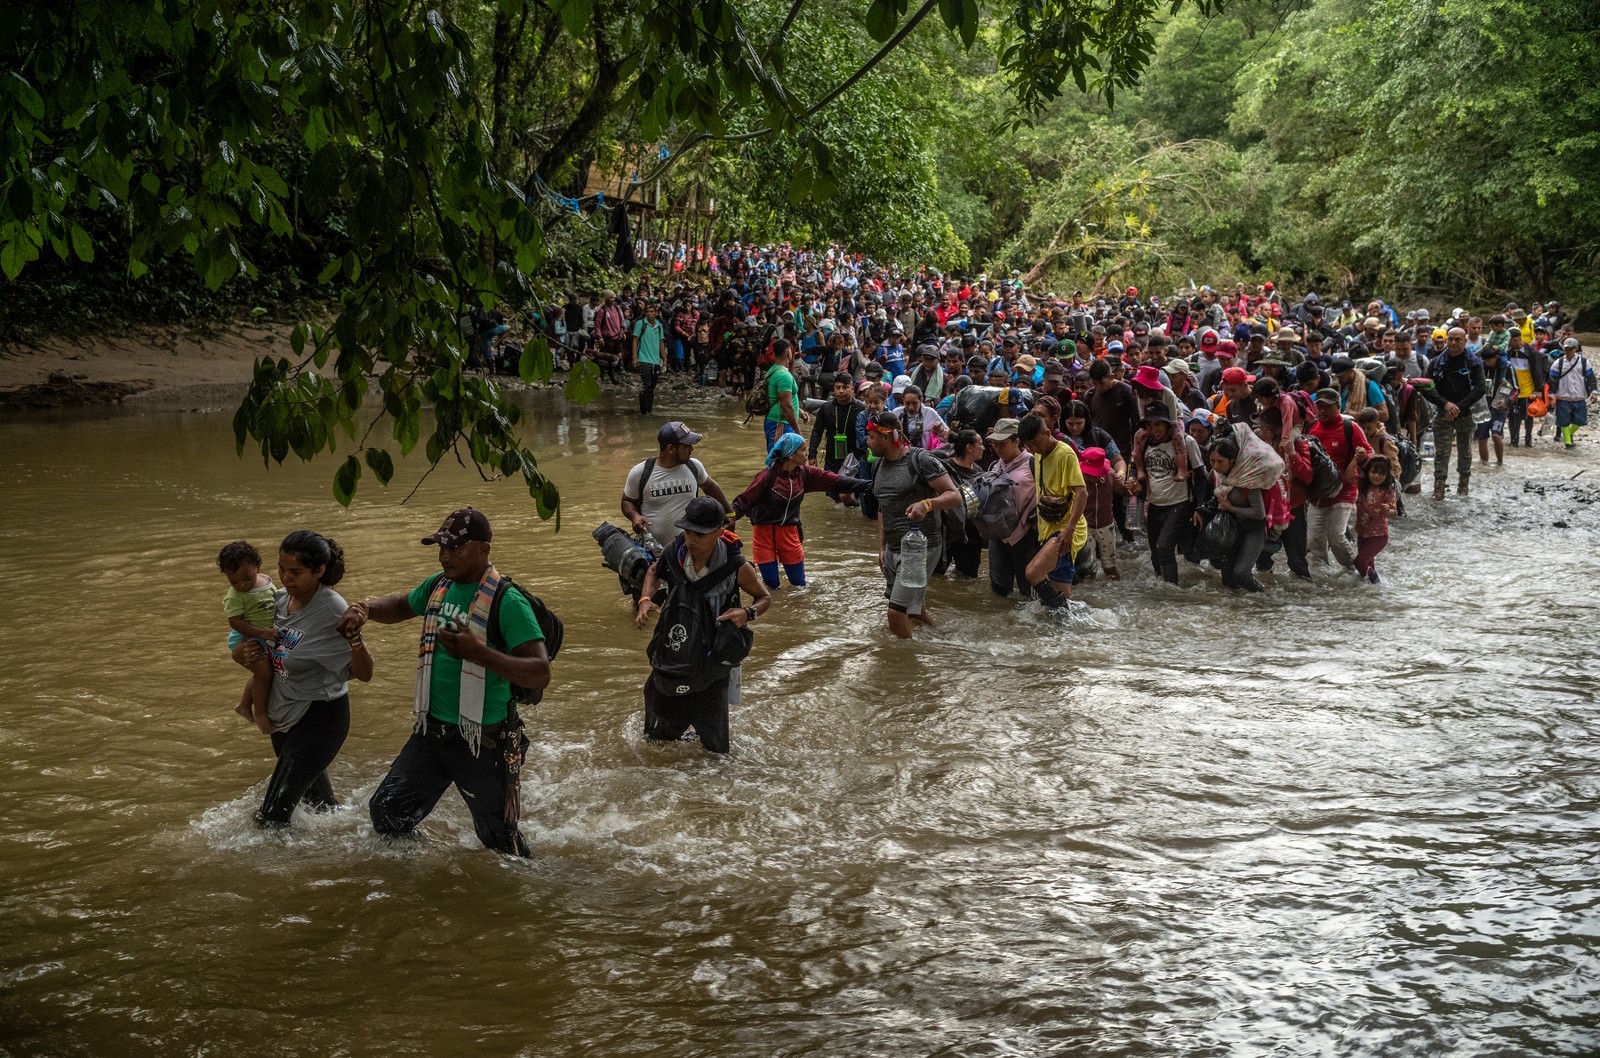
[232,530,373,827]
[1199,430,1284,593]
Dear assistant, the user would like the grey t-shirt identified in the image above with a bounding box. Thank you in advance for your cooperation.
[625,457,709,547]
[267,586,351,732]
[872,447,948,552]
[1144,435,1205,507]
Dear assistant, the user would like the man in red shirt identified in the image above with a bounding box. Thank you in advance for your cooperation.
[1306,387,1372,571]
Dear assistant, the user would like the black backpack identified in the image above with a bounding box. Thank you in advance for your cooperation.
[646,547,752,696]
[487,576,563,706]
[1303,417,1354,501]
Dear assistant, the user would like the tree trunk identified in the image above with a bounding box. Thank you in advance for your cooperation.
[1087,260,1131,300]
[529,7,621,190]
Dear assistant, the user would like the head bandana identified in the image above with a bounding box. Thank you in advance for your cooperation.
[766,431,806,467]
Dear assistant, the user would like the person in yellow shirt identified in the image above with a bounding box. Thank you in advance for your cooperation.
[1019,415,1088,609]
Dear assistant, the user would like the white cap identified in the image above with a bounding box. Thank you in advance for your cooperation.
[891,374,912,394]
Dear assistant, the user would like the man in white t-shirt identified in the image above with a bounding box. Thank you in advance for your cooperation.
[621,421,732,548]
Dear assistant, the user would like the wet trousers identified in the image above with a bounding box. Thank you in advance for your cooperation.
[1432,414,1475,482]
[643,676,731,754]
[1507,398,1535,446]
[1355,532,1388,579]
[638,363,661,415]
[945,524,984,578]
[1219,520,1266,592]
[988,530,1041,598]
[1306,502,1355,569]
[258,694,350,827]
[1257,505,1311,580]
[1144,501,1192,584]
[369,721,530,857]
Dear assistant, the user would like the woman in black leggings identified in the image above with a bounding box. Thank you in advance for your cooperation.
[235,531,373,826]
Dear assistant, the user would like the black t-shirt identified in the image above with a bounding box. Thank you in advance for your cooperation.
[1088,381,1139,454]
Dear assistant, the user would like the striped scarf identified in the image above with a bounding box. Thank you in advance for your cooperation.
[415,566,502,757]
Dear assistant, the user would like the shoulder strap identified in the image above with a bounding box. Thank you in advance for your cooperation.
[628,456,658,506]
[666,551,746,598]
[486,578,512,651]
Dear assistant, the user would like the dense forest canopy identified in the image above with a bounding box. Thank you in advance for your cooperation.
[2,0,1595,509]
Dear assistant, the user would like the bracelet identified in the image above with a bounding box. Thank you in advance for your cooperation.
[745,605,757,622]
[349,637,365,650]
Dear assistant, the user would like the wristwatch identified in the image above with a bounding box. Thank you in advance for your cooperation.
[744,605,758,622]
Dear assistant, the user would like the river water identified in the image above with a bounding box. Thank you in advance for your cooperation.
[2,384,1597,1057]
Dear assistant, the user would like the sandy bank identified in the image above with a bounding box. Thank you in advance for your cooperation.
[0,325,291,413]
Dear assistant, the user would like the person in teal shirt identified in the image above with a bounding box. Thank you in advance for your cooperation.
[338,507,550,857]
[632,302,667,415]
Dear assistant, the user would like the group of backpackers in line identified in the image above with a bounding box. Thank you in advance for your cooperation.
[215,249,1594,857]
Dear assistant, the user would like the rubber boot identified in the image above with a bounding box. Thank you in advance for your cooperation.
[758,561,781,589]
[1032,580,1068,609]
[782,562,806,587]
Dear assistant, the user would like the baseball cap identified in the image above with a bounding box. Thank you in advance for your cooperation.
[422,507,492,547]
[1314,387,1340,405]
[1562,337,1581,349]
[1221,367,1255,386]
[891,374,912,394]
[1199,329,1219,347]
[917,344,939,359]
[674,496,727,534]
[1080,446,1110,477]
[658,421,704,446]
[989,417,1022,441]
[1330,355,1355,373]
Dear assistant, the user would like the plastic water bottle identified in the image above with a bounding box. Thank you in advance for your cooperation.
[899,526,929,589]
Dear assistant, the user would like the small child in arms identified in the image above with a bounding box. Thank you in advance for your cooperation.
[218,541,276,730]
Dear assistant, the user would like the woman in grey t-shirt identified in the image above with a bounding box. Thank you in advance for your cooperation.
[235,531,373,827]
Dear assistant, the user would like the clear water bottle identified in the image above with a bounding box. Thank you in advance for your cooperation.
[1469,397,1491,425]
[899,526,929,589]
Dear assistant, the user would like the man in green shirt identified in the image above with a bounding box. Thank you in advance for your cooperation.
[764,338,808,449]
[338,507,550,857]
[631,301,667,415]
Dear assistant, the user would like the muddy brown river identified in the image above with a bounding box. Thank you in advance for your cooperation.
[2,384,1597,1057]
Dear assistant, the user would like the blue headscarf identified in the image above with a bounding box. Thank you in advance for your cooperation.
[766,431,805,467]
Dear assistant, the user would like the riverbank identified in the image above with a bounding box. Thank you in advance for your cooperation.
[0,325,291,413]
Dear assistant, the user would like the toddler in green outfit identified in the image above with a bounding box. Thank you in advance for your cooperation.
[218,540,277,731]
